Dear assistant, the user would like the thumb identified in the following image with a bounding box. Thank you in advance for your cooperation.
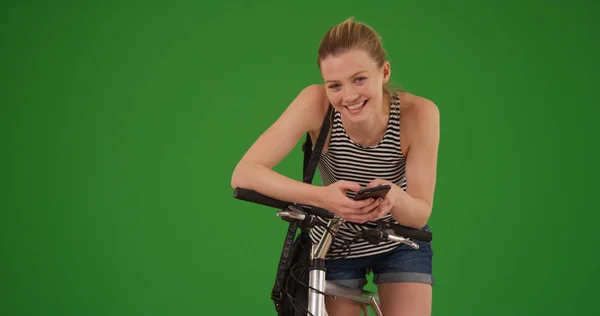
[366,180,379,188]
[337,180,362,192]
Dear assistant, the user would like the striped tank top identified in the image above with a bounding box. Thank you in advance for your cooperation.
[310,93,406,260]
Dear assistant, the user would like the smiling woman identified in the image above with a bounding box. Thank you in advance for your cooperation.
[231,17,440,316]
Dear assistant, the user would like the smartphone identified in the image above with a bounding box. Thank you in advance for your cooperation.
[353,185,391,201]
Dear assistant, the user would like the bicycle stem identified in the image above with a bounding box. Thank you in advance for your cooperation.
[308,216,343,316]
[312,216,344,260]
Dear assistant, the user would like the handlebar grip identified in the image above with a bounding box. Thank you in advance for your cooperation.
[299,206,335,220]
[234,188,336,219]
[233,187,291,210]
[388,223,433,242]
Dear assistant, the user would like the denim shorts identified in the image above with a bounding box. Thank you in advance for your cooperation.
[324,226,434,289]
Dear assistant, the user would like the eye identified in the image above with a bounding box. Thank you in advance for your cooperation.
[355,76,367,83]
[328,83,341,89]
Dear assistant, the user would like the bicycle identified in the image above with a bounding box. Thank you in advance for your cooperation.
[233,187,433,316]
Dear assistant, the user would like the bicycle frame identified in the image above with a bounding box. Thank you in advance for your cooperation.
[284,211,384,316]
[237,188,428,316]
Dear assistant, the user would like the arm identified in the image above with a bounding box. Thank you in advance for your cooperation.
[230,85,329,208]
[391,99,440,228]
[367,99,440,228]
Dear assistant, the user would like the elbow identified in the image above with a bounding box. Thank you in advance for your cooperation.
[231,161,251,190]
[403,203,432,229]
[406,217,430,230]
[415,218,430,230]
[230,160,242,189]
[231,176,240,190]
[415,204,433,229]
[393,213,430,230]
[231,166,243,190]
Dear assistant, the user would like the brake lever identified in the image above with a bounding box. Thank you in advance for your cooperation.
[276,210,305,221]
[385,229,420,249]
[276,205,306,221]
[276,205,321,229]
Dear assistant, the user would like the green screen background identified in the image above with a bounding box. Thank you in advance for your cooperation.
[2,1,599,315]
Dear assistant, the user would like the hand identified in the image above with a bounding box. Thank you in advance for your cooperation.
[363,179,398,221]
[318,180,382,223]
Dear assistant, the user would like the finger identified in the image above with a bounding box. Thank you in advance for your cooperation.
[347,207,385,223]
[348,197,376,209]
[341,204,372,216]
[373,207,390,221]
[366,179,384,189]
[347,198,381,215]
[374,203,393,219]
[363,198,384,212]
[365,180,379,189]
[364,199,387,217]
[377,198,391,210]
[338,180,362,192]
[362,207,381,222]
[359,199,381,213]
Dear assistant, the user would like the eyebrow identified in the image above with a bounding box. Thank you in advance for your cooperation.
[324,71,367,83]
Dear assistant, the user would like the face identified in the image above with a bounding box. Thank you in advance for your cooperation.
[320,49,391,123]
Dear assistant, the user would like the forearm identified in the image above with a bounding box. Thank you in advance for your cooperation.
[231,162,324,208]
[389,186,432,229]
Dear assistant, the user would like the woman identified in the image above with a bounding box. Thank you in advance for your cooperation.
[231,17,440,316]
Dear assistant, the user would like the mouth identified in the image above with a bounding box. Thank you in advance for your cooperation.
[344,99,368,114]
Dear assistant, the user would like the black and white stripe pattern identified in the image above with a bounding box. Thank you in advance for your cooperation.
[310,94,407,260]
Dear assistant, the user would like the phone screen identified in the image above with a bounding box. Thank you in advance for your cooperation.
[353,185,391,201]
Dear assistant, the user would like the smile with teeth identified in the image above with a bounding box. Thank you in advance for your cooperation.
[346,100,368,111]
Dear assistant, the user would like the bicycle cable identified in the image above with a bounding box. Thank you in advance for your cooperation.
[285,222,363,314]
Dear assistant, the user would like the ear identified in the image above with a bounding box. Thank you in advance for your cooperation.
[382,61,391,83]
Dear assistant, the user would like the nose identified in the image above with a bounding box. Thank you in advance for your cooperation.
[341,86,360,104]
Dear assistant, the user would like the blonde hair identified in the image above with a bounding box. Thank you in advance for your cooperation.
[317,17,402,94]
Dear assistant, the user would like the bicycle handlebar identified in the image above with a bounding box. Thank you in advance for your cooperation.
[233,187,432,242]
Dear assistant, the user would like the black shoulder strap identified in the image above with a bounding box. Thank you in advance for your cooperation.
[270,105,333,314]
[302,105,333,184]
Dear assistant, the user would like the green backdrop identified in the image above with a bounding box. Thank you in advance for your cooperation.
[2,0,599,315]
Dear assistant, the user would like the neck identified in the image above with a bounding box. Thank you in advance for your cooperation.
[343,94,391,147]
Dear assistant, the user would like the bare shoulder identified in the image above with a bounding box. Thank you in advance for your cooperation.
[300,84,330,111]
[398,91,439,123]
[398,91,440,154]
[292,84,330,133]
